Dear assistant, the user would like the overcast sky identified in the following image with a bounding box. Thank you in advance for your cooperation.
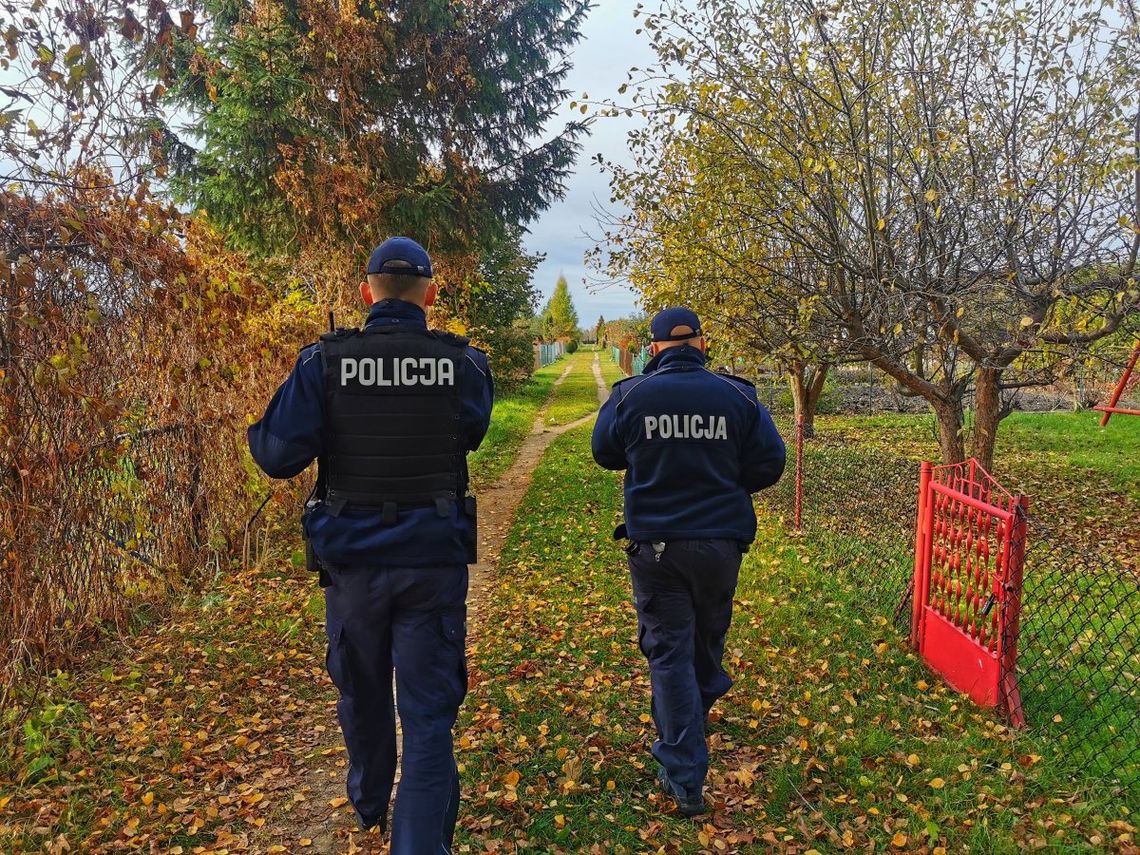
[523,2,658,326]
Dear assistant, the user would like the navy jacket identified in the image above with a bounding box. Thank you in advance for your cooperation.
[591,346,785,544]
[248,299,494,567]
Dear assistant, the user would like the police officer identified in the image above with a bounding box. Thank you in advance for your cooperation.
[248,237,493,853]
[591,307,785,817]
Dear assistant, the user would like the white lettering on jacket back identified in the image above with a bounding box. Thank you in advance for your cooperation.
[644,414,728,441]
[340,357,456,387]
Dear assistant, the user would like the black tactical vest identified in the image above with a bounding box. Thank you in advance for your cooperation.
[319,326,468,517]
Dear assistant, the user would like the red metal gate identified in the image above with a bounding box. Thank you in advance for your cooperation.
[910,460,1028,727]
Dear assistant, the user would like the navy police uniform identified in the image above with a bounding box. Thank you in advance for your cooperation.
[249,242,493,853]
[591,308,784,813]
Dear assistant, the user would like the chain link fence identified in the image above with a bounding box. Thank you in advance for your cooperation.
[761,414,1139,792]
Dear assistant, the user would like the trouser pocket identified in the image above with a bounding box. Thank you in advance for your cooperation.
[325,624,353,696]
[439,611,469,707]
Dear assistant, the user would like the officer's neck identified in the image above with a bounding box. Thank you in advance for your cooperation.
[373,298,428,316]
[647,344,706,372]
[369,298,427,316]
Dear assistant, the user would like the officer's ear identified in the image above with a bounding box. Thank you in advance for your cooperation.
[424,280,439,308]
[359,280,375,307]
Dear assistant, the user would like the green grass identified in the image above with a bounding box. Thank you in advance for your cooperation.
[599,347,628,386]
[468,356,568,489]
[812,410,1140,502]
[542,349,604,427]
[456,425,1134,852]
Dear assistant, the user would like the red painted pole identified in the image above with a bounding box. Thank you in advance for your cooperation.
[1099,340,1140,426]
[793,413,805,531]
[911,461,933,649]
[917,463,938,650]
[1000,495,1029,728]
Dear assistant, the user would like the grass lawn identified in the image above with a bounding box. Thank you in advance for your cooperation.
[599,346,628,385]
[542,349,605,427]
[812,410,1140,503]
[457,426,1135,852]
[468,356,568,489]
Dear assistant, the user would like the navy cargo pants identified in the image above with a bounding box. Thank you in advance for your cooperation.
[628,539,742,799]
[324,564,468,854]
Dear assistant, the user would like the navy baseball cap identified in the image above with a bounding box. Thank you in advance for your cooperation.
[650,306,703,342]
[366,236,433,278]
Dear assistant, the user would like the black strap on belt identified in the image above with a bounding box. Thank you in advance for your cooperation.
[382,502,398,525]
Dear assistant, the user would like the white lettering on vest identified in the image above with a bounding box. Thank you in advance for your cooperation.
[642,414,729,441]
[340,358,456,387]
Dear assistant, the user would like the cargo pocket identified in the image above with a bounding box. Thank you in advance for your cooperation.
[325,624,353,696]
[637,621,650,660]
[439,611,469,706]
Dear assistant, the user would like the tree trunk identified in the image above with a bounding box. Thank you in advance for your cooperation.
[970,367,1003,470]
[788,361,830,439]
[932,397,966,464]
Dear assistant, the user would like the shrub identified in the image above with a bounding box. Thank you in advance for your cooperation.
[477,324,537,392]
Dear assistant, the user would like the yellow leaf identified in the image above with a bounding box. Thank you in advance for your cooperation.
[1020,316,1035,327]
[268,847,286,853]
[299,840,313,848]
[606,780,616,790]
[925,188,938,202]
[930,777,946,789]
[906,754,920,767]
[798,716,810,727]
[876,218,886,231]
[329,796,348,808]
[141,791,154,806]
[555,814,566,828]
[916,680,929,691]
[892,832,908,847]
[504,769,521,787]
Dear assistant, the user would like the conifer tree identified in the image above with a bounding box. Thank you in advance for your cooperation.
[162,0,591,261]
